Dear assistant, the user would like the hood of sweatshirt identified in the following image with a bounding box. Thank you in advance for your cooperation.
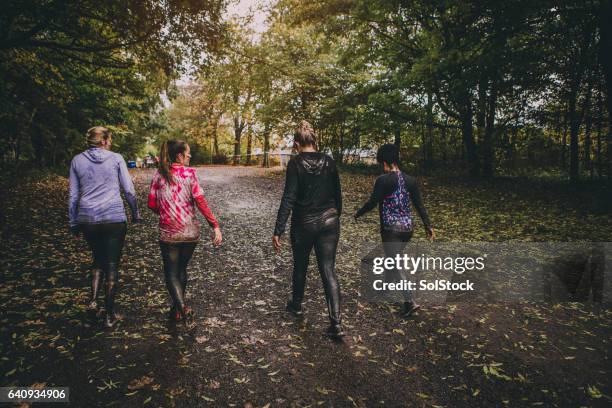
[296,152,328,176]
[83,147,113,163]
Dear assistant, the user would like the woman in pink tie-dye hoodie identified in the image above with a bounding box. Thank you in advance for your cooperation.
[148,140,222,321]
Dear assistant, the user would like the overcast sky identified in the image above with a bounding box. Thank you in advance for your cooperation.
[176,0,271,86]
[226,0,270,34]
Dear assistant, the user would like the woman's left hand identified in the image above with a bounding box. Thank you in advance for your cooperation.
[212,227,222,246]
[70,225,81,238]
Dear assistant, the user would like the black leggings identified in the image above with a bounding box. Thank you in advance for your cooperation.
[81,222,127,316]
[381,229,414,302]
[160,242,197,311]
[290,211,341,326]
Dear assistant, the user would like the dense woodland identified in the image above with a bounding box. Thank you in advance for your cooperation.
[1,3,612,405]
[1,0,611,181]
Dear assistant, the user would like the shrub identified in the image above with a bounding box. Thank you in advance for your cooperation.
[212,153,228,164]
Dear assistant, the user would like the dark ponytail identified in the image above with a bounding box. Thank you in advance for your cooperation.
[158,140,188,184]
[159,141,171,183]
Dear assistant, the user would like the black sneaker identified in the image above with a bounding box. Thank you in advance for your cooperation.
[401,301,421,318]
[326,324,345,340]
[104,312,122,328]
[168,306,182,322]
[286,300,303,317]
[86,300,99,317]
[104,314,117,328]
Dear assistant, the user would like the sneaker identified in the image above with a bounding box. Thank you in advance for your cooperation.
[87,300,98,311]
[182,306,196,329]
[326,324,345,340]
[183,305,193,315]
[104,312,121,328]
[401,301,421,318]
[286,300,303,317]
[168,307,182,322]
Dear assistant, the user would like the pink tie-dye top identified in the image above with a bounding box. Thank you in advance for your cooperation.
[148,164,219,242]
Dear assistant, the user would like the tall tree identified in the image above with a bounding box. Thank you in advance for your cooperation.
[0,0,226,165]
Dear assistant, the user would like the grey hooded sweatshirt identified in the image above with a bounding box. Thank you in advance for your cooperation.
[68,147,140,227]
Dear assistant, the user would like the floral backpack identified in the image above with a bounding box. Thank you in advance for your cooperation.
[381,171,413,232]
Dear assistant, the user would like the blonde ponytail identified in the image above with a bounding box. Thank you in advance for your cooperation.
[86,126,111,147]
[294,120,317,150]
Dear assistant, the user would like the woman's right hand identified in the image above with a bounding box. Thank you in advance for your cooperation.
[426,227,435,242]
[272,235,281,253]
[212,227,222,246]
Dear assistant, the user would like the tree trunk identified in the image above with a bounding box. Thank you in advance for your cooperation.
[608,125,612,182]
[246,125,253,165]
[476,81,486,146]
[508,125,518,171]
[568,16,595,182]
[561,112,568,170]
[596,89,603,178]
[233,115,243,165]
[15,131,23,163]
[598,0,612,180]
[394,126,401,149]
[212,116,220,156]
[461,103,479,177]
[31,129,44,168]
[262,124,271,168]
[51,142,57,167]
[568,83,581,182]
[233,136,241,165]
[424,92,434,172]
[482,81,498,177]
[441,117,448,164]
[417,124,424,171]
[16,107,37,163]
[583,84,593,179]
[553,107,562,167]
[338,121,345,164]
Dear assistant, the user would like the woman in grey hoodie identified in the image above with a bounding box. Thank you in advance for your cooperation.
[68,126,141,327]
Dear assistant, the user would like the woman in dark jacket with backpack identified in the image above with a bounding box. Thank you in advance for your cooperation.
[272,121,344,339]
[355,143,435,317]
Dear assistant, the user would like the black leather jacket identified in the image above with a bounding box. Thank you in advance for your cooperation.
[274,152,342,236]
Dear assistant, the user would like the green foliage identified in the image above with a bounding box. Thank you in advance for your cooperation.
[3,0,609,181]
[170,0,608,181]
[0,0,226,165]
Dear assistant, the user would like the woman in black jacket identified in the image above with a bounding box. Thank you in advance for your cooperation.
[272,121,344,339]
[355,143,435,317]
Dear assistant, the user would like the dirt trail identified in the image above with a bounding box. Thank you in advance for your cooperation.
[0,167,610,407]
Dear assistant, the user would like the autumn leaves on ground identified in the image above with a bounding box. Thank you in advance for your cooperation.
[0,167,611,407]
